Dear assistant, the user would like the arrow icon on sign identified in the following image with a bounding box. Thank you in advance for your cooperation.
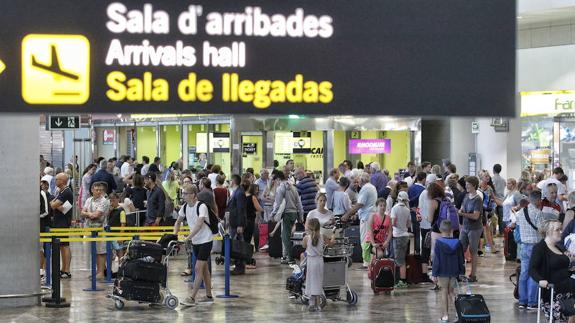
[0,58,5,75]
[55,118,63,127]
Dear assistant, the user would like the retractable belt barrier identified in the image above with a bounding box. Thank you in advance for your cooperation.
[39,226,223,298]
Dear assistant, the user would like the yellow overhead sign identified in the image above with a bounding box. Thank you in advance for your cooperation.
[21,34,90,104]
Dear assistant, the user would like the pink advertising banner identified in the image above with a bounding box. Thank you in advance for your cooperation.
[348,139,391,154]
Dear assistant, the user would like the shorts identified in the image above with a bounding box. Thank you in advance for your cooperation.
[95,240,106,255]
[192,241,213,261]
[437,276,457,290]
[52,215,72,246]
[459,227,483,254]
[393,236,409,266]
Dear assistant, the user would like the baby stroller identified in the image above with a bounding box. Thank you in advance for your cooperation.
[109,238,182,310]
[286,237,358,306]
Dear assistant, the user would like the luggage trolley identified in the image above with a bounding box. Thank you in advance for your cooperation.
[109,240,183,310]
[286,237,359,306]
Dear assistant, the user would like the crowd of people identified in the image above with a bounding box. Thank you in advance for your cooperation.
[38,153,575,320]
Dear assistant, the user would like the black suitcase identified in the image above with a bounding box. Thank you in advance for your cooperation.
[114,278,161,303]
[455,282,491,322]
[345,225,363,263]
[119,260,167,284]
[127,240,164,262]
[268,221,283,258]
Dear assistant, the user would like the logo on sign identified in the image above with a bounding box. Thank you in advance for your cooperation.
[103,129,115,144]
[22,34,90,104]
[348,139,391,154]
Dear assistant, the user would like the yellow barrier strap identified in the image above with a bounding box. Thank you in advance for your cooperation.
[41,231,190,237]
[39,237,165,243]
[49,227,104,232]
[108,226,189,231]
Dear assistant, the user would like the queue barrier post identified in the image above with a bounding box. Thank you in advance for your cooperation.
[83,230,104,292]
[44,227,52,287]
[104,226,114,284]
[216,234,238,299]
[42,237,70,307]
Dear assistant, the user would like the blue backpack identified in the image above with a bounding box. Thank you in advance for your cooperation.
[436,198,460,231]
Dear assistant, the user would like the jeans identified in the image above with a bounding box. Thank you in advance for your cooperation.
[229,226,245,273]
[519,243,538,306]
[281,212,298,261]
[411,211,421,254]
[496,206,504,235]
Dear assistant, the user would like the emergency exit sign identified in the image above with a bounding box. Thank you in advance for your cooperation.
[48,115,80,130]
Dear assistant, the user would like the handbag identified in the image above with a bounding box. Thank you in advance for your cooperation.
[424,231,432,249]
[229,237,254,261]
[561,298,575,316]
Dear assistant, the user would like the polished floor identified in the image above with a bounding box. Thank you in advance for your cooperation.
[1,238,539,323]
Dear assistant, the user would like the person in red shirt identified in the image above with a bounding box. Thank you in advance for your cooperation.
[367,198,393,258]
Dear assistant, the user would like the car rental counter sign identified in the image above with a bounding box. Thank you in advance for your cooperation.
[0,0,516,117]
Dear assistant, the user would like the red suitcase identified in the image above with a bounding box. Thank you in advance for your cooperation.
[369,257,395,293]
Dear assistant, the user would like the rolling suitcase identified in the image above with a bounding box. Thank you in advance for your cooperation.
[504,226,517,261]
[114,278,161,303]
[127,240,164,262]
[268,221,283,258]
[537,284,556,323]
[345,225,363,263]
[455,280,491,322]
[369,257,395,293]
[405,254,424,284]
[119,260,167,284]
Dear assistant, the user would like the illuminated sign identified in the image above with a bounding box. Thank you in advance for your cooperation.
[22,35,90,104]
[521,91,575,117]
[0,0,515,116]
[103,129,115,145]
[349,139,391,154]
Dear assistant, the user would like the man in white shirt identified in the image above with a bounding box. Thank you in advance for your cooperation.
[174,185,214,306]
[141,156,150,176]
[120,156,134,178]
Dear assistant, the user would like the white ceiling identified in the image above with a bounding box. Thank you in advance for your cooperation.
[518,6,575,28]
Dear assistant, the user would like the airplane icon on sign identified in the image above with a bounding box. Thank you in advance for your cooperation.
[31,45,79,80]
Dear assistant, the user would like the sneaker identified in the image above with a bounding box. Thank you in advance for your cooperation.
[526,305,538,311]
[60,271,72,279]
[485,245,492,253]
[308,305,317,312]
[478,251,484,257]
[260,244,269,251]
[394,281,408,289]
[280,257,289,265]
[516,303,526,310]
[246,264,257,270]
[180,297,196,306]
[362,262,369,269]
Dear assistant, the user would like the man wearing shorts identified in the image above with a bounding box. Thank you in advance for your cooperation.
[458,176,483,282]
[174,185,214,306]
[50,173,74,278]
[81,182,110,280]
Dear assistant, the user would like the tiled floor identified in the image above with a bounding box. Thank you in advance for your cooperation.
[0,239,538,322]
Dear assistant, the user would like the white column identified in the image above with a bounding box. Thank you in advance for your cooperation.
[0,115,40,307]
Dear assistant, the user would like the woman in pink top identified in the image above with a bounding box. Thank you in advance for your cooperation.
[367,198,393,258]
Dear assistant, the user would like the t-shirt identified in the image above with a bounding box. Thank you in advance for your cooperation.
[502,191,521,222]
[83,196,110,228]
[418,189,432,230]
[461,193,483,231]
[332,191,351,216]
[391,202,410,237]
[53,186,74,228]
[307,209,334,227]
[179,201,213,245]
[325,177,339,210]
[208,173,219,191]
[357,183,378,221]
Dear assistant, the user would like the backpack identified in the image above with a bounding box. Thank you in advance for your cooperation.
[482,190,493,213]
[183,201,219,234]
[435,198,460,231]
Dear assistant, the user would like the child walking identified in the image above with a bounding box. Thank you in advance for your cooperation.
[432,220,465,323]
[302,218,327,312]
